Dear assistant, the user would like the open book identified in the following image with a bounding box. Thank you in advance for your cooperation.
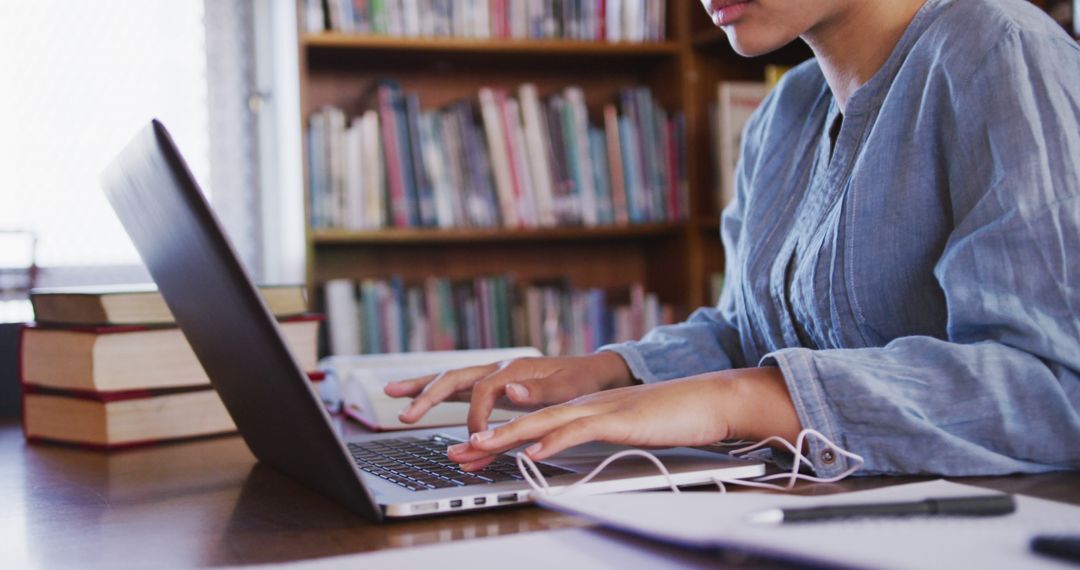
[320,347,542,431]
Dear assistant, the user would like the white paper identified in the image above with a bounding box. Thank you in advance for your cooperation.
[239,527,717,569]
[540,479,1080,569]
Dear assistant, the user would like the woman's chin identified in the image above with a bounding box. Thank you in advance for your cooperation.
[724,29,793,57]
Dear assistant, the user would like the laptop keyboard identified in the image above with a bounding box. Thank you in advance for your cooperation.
[347,434,572,492]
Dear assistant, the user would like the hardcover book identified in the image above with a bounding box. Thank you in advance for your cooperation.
[20,315,321,393]
[30,283,307,326]
[22,385,236,449]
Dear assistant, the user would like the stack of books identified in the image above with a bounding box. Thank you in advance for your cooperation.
[20,285,320,449]
[324,275,673,357]
[308,81,687,231]
[306,0,668,43]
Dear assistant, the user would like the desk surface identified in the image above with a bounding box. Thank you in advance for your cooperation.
[3,417,1079,568]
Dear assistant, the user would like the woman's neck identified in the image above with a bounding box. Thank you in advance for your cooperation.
[802,0,927,112]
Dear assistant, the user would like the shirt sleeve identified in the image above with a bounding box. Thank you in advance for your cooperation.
[766,31,1080,477]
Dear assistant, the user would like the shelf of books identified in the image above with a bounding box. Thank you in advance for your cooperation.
[297,1,812,359]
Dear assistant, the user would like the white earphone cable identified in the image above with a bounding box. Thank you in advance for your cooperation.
[516,428,865,497]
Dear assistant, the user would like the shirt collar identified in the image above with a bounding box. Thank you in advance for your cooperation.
[844,0,950,116]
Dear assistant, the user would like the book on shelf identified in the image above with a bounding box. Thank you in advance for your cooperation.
[710,272,725,305]
[320,347,540,430]
[19,315,321,393]
[28,283,308,326]
[764,64,793,89]
[307,81,688,232]
[305,0,667,43]
[713,81,770,211]
[323,275,674,357]
[22,385,236,449]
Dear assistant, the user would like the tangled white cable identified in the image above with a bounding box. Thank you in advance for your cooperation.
[515,428,865,496]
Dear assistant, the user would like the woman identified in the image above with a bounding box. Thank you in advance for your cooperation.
[386,0,1080,477]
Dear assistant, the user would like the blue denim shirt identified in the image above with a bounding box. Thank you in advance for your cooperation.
[602,0,1080,477]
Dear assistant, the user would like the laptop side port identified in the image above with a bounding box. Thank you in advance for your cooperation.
[449,499,463,508]
[474,497,487,506]
[410,502,439,514]
[497,493,517,504]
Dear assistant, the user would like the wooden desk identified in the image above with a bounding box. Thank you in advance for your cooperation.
[3,417,1079,568]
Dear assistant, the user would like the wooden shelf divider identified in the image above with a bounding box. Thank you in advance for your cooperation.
[312,223,684,245]
[303,33,680,56]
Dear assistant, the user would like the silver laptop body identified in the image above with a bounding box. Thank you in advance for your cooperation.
[101,120,764,521]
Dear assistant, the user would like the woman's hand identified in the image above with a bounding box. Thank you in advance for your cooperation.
[446,366,802,470]
[384,352,636,435]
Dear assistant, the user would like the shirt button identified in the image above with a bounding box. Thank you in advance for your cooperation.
[820,449,836,465]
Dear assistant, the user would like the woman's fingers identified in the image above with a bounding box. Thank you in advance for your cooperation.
[526,416,618,461]
[458,456,496,472]
[465,362,536,434]
[383,373,437,397]
[447,401,597,463]
[397,364,497,423]
[448,413,617,466]
[465,359,586,434]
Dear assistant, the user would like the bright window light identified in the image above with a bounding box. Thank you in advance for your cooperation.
[0,1,209,268]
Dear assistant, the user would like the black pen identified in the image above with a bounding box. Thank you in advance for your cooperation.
[1031,535,1080,564]
[747,494,1016,525]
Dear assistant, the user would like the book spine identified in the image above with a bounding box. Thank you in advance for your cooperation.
[344,120,366,229]
[405,92,436,227]
[325,279,361,355]
[557,96,585,224]
[357,110,382,228]
[518,84,557,227]
[501,95,538,228]
[565,87,598,227]
[419,113,456,228]
[478,88,520,227]
[603,104,629,224]
[458,102,501,227]
[618,114,642,223]
[589,127,614,225]
[377,85,411,227]
[393,90,421,226]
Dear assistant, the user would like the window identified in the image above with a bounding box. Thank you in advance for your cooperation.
[0,1,210,275]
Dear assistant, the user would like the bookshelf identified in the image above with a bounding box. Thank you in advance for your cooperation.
[296,2,810,335]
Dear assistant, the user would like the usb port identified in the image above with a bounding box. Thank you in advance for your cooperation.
[411,502,439,514]
[497,493,517,504]
[474,497,487,506]
[449,499,463,508]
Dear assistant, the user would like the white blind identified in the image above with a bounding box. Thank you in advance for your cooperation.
[0,1,210,269]
[0,0,271,288]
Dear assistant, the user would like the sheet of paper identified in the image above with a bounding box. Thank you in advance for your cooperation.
[237,527,719,569]
[540,479,1080,569]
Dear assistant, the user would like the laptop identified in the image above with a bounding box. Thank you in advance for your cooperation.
[100,120,765,521]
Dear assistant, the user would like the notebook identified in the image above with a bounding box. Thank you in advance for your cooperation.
[538,479,1080,569]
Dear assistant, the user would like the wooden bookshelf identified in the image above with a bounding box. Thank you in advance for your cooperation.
[297,2,810,319]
